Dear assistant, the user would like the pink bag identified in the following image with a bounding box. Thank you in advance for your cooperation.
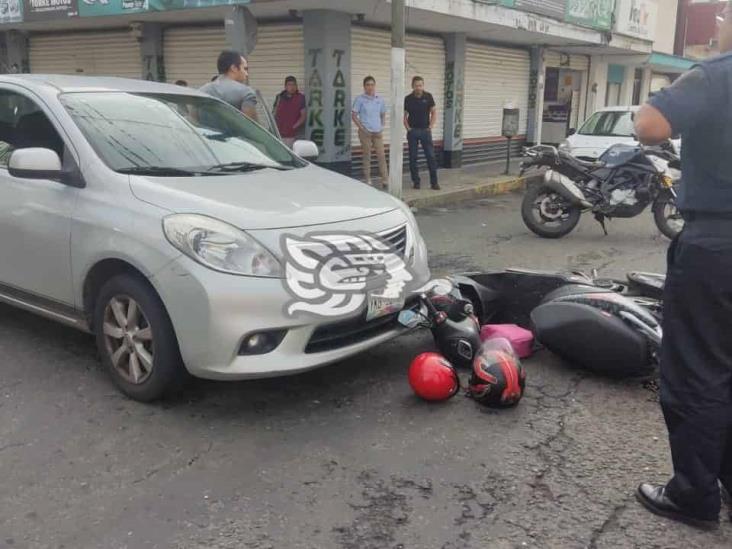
[480,324,535,359]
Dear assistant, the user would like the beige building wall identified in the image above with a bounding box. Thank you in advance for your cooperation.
[654,0,679,54]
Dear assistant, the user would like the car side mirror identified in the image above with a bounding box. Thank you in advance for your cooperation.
[9,148,62,180]
[292,140,319,160]
[567,128,576,137]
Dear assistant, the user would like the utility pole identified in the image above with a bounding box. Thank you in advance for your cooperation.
[389,0,405,200]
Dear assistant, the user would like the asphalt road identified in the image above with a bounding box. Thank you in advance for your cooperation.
[1,193,730,548]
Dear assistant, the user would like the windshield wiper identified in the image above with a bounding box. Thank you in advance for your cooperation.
[206,161,293,173]
[117,166,202,177]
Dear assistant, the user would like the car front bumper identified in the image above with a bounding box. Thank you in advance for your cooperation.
[151,243,430,381]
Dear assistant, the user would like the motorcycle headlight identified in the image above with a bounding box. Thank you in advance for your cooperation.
[163,214,282,278]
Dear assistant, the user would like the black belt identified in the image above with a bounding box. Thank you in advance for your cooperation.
[683,211,732,222]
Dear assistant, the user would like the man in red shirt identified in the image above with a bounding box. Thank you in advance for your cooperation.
[274,76,307,148]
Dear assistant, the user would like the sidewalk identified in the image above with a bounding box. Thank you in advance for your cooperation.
[357,159,534,209]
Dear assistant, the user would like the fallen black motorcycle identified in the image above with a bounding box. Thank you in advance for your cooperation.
[519,143,683,240]
[449,268,665,376]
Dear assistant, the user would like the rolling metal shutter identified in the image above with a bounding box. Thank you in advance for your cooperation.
[29,31,142,78]
[464,42,530,139]
[463,42,530,164]
[350,27,445,147]
[163,23,304,108]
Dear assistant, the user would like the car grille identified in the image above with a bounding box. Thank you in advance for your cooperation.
[305,295,421,354]
[379,224,408,256]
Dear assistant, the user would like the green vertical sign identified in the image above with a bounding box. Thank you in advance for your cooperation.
[565,0,615,30]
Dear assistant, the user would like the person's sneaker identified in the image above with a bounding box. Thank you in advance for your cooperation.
[636,483,719,531]
[412,183,421,190]
[430,183,441,190]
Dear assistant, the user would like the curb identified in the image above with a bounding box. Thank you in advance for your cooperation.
[403,174,537,209]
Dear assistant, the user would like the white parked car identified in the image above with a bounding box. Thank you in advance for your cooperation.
[560,106,681,160]
[0,75,431,401]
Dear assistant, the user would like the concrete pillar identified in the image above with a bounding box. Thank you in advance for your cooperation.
[4,30,28,74]
[442,33,466,168]
[527,46,545,146]
[620,65,636,106]
[302,10,352,174]
[640,66,653,103]
[139,23,165,82]
[587,56,609,114]
[225,5,257,56]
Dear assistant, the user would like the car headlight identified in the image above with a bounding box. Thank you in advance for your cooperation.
[558,140,571,152]
[163,214,282,277]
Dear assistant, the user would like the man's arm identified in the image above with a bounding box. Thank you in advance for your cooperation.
[429,107,437,130]
[634,104,672,145]
[294,108,307,130]
[635,66,712,145]
[380,99,386,128]
[240,89,259,122]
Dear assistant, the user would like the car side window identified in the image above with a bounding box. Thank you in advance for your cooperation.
[0,90,66,168]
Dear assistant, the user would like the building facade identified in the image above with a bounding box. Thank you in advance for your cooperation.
[0,0,685,172]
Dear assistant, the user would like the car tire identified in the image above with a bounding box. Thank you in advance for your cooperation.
[93,273,186,402]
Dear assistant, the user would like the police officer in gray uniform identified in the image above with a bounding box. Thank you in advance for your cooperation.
[634,0,732,531]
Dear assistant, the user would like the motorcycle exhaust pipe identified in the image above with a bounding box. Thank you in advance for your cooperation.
[544,170,592,209]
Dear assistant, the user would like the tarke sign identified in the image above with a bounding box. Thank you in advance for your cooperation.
[614,0,658,41]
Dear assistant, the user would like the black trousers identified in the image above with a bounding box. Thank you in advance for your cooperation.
[407,128,438,186]
[661,220,732,519]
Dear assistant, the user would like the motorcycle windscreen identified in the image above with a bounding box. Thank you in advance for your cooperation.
[531,302,653,377]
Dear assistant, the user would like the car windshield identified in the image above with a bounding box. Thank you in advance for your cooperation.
[578,111,635,138]
[60,92,306,175]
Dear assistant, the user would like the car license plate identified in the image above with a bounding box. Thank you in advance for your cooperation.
[366,292,405,322]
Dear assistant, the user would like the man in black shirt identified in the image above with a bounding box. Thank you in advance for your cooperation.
[404,76,439,190]
[632,0,732,531]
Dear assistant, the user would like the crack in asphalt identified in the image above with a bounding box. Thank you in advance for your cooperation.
[587,502,628,549]
[0,441,28,453]
[131,441,214,485]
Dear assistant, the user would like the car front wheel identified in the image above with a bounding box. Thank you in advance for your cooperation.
[93,274,186,402]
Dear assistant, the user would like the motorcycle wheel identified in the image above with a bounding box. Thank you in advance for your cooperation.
[521,184,581,239]
[652,191,684,240]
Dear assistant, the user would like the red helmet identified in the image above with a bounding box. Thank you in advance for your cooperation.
[468,338,526,407]
[408,352,460,402]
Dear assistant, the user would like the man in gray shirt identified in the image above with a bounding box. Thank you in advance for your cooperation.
[200,50,258,121]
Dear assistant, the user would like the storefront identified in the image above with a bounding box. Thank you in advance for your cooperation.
[29,30,142,78]
[163,22,304,106]
[462,42,530,164]
[541,51,589,145]
[350,26,446,173]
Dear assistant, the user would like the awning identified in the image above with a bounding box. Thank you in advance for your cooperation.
[647,52,695,74]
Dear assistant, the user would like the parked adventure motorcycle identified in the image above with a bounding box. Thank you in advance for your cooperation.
[519,143,682,240]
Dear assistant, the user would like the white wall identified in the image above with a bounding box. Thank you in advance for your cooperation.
[654,0,679,54]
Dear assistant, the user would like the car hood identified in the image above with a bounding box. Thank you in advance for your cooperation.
[128,164,399,230]
[567,135,637,159]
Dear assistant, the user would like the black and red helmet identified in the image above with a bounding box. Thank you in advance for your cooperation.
[408,352,460,402]
[468,338,526,407]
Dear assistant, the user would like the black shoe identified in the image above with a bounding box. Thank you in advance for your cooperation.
[431,183,441,190]
[412,183,421,190]
[636,483,719,531]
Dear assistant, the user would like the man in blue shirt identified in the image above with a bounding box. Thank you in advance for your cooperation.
[352,76,388,188]
[633,0,732,531]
